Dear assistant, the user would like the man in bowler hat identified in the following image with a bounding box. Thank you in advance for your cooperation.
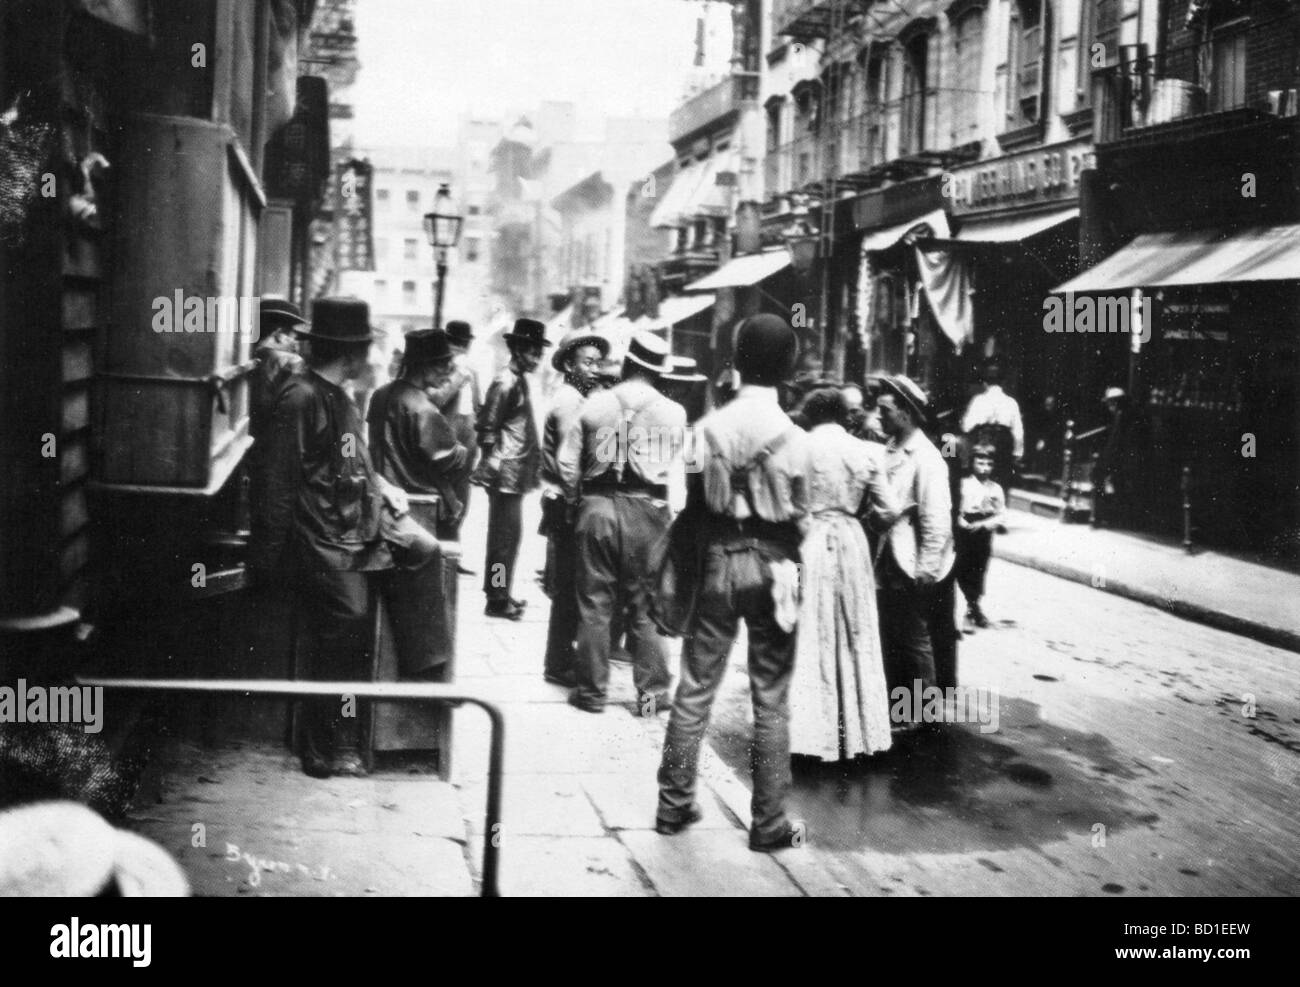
[656,314,809,852]
[367,329,470,677]
[250,297,416,778]
[472,317,549,619]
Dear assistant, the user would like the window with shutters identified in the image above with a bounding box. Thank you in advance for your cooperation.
[1077,0,1121,104]
[1006,0,1044,127]
[1210,23,1247,112]
[952,8,985,142]
[863,53,888,166]
[901,34,929,154]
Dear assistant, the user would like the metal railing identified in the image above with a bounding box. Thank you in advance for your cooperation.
[1092,18,1300,141]
[77,677,506,897]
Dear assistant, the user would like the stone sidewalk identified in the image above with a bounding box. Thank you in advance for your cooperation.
[995,508,1300,654]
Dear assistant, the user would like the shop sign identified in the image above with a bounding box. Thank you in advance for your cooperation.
[946,139,1095,217]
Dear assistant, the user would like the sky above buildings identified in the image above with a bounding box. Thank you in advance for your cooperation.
[352,0,734,145]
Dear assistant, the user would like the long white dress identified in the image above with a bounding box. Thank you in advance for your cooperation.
[790,423,900,760]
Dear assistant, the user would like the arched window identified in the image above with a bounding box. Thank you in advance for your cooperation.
[952,5,985,141]
[1007,0,1044,128]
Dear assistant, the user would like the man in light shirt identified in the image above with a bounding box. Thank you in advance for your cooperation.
[558,331,685,714]
[877,375,959,698]
[960,361,1024,485]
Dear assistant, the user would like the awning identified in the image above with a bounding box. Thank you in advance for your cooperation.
[1054,224,1300,293]
[643,293,715,330]
[692,150,737,217]
[650,160,705,228]
[684,249,791,291]
[954,206,1078,243]
[860,207,950,253]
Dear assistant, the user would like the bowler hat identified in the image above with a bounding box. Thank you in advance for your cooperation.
[551,328,609,372]
[257,297,306,342]
[446,320,474,346]
[403,329,453,368]
[503,317,552,348]
[662,355,708,383]
[623,330,672,375]
[878,374,929,423]
[303,297,379,343]
[734,313,798,383]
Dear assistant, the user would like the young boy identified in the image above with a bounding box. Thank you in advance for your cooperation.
[956,444,1007,632]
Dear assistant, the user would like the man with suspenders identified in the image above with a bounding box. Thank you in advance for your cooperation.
[558,332,686,714]
[655,314,810,852]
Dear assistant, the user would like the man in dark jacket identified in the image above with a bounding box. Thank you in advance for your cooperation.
[472,317,550,619]
[250,298,414,779]
[367,329,469,678]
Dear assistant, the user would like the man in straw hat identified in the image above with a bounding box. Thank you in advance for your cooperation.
[876,374,959,700]
[557,331,684,714]
[655,313,809,852]
[250,297,414,778]
[538,326,609,686]
[472,317,550,619]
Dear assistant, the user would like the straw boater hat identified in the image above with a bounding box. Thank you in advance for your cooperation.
[877,374,930,423]
[303,297,379,343]
[662,355,708,383]
[503,317,552,348]
[1103,386,1126,402]
[622,330,672,375]
[551,327,610,372]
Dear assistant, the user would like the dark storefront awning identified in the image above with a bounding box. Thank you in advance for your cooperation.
[684,248,791,291]
[1055,224,1300,293]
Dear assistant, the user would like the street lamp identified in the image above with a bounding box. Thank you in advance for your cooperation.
[423,183,464,331]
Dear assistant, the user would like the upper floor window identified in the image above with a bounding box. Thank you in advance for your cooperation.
[863,51,889,166]
[465,237,481,263]
[766,97,784,152]
[901,34,929,154]
[401,281,417,307]
[406,190,420,211]
[376,188,391,211]
[403,238,418,261]
[952,7,985,142]
[1077,0,1121,105]
[1006,0,1045,128]
[1209,19,1248,112]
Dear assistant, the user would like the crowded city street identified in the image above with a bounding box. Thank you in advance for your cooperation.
[1,0,1297,926]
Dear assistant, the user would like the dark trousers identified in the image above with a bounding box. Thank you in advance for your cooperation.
[658,533,798,841]
[543,523,579,681]
[297,568,373,756]
[955,526,993,605]
[879,564,960,698]
[483,490,523,603]
[380,510,449,677]
[573,493,672,706]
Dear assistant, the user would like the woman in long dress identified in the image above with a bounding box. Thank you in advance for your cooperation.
[790,386,901,761]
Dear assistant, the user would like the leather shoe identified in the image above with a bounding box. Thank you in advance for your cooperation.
[637,692,673,716]
[485,601,524,621]
[544,672,575,687]
[301,750,331,779]
[749,821,799,853]
[567,692,604,714]
[655,805,703,835]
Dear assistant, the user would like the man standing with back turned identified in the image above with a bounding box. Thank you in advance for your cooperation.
[656,314,809,852]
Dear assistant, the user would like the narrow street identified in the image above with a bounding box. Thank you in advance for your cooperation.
[449,501,1300,896]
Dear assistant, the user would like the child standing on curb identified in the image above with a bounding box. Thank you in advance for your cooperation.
[956,445,1007,633]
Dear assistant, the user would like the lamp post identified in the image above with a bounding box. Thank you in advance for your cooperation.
[423,183,464,331]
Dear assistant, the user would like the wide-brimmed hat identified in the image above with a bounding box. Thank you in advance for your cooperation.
[503,317,552,348]
[623,330,672,375]
[303,297,379,343]
[662,355,707,383]
[257,297,306,342]
[445,320,474,346]
[403,329,453,368]
[551,328,610,372]
[877,374,929,423]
